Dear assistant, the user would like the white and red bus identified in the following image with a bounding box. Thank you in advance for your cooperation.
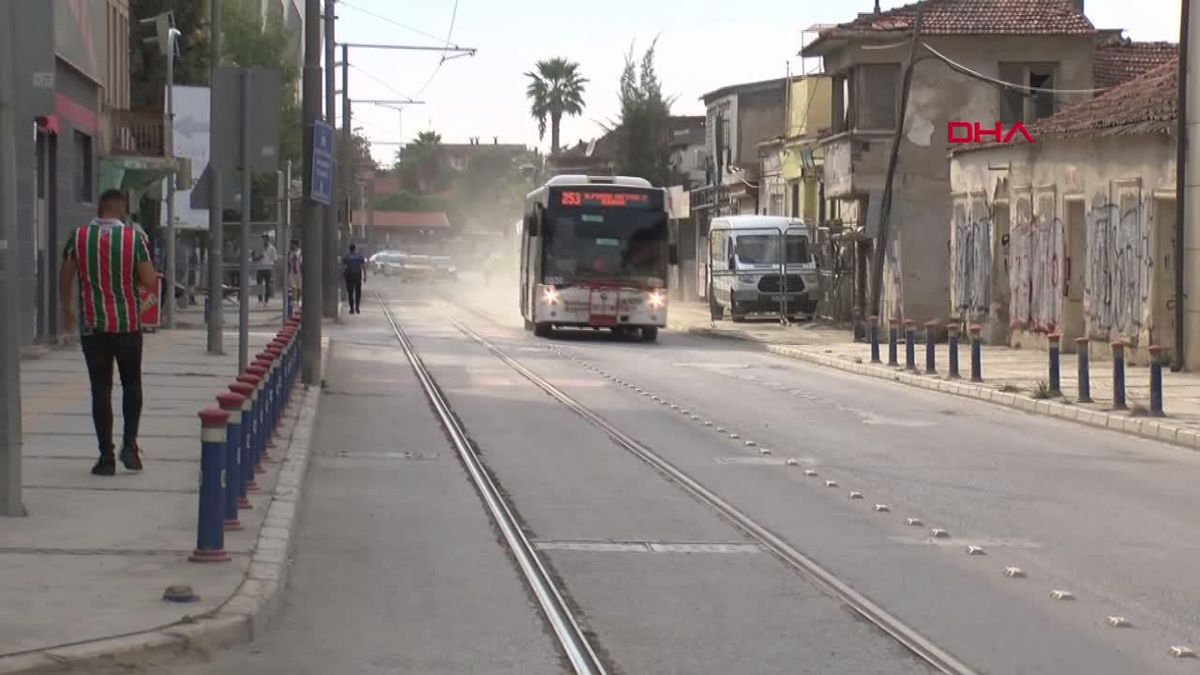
[519,175,674,341]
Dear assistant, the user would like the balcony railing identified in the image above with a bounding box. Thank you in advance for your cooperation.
[110,109,165,157]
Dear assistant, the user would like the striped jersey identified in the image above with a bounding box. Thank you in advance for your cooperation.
[62,218,151,335]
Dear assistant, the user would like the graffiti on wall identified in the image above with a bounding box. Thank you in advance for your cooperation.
[951,196,991,318]
[1008,190,1062,332]
[1086,188,1151,340]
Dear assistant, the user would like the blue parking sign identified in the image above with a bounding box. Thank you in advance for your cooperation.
[310,121,334,205]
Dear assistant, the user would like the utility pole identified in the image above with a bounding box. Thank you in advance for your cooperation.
[207,0,224,354]
[868,0,923,321]
[322,0,338,320]
[164,27,179,329]
[341,43,351,254]
[301,0,324,385]
[1175,0,1192,371]
[0,1,25,516]
[237,69,252,372]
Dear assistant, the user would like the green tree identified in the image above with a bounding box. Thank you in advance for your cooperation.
[525,58,587,155]
[610,40,677,187]
[129,0,211,108]
[395,131,448,194]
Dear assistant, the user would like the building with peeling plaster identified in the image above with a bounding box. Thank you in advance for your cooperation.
[949,58,1193,369]
[801,0,1097,326]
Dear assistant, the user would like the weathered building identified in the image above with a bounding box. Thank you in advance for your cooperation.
[949,59,1191,368]
[801,0,1097,325]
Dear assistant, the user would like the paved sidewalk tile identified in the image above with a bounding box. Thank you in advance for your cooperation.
[669,302,1200,452]
[0,327,285,658]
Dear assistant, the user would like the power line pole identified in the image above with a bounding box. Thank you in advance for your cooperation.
[237,68,252,372]
[322,0,338,320]
[301,0,324,385]
[341,43,350,254]
[164,27,179,329]
[0,1,25,516]
[207,0,224,354]
[868,0,923,321]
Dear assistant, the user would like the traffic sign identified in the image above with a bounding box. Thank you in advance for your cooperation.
[310,121,334,205]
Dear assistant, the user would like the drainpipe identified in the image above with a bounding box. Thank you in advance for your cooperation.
[1175,0,1190,371]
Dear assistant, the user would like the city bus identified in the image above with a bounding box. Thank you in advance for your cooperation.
[519,175,674,341]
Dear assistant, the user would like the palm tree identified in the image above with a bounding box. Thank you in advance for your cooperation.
[399,131,446,194]
[525,58,587,155]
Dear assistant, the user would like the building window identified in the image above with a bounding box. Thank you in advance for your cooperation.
[75,131,94,203]
[854,64,900,130]
[999,62,1057,124]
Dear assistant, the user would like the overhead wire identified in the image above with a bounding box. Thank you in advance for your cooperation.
[349,63,417,101]
[415,0,461,97]
[337,0,452,46]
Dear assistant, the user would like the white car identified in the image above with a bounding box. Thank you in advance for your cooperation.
[369,251,406,276]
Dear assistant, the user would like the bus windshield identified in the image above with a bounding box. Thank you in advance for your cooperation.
[543,209,667,282]
[735,234,812,265]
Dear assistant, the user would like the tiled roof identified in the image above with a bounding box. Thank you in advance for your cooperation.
[353,211,451,230]
[1093,38,1177,89]
[804,0,1095,53]
[1029,57,1178,140]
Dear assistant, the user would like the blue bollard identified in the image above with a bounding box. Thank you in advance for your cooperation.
[247,364,270,477]
[232,379,258,506]
[1111,341,1127,410]
[888,319,899,367]
[969,324,983,382]
[217,392,244,531]
[191,408,231,562]
[1048,333,1062,395]
[869,315,881,364]
[904,320,917,371]
[1149,345,1166,416]
[924,321,937,375]
[947,323,961,379]
[1075,337,1092,402]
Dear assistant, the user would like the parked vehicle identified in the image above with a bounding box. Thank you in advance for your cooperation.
[430,256,458,281]
[369,251,406,276]
[707,215,818,322]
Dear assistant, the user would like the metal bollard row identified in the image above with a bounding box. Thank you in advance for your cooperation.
[190,317,303,563]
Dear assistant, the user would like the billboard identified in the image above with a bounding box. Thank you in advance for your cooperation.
[169,86,211,230]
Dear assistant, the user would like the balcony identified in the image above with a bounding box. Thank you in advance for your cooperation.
[109,109,165,157]
[816,129,892,198]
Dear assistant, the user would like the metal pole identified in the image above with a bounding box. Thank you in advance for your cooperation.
[322,1,338,320]
[301,0,324,385]
[278,166,288,327]
[341,43,351,254]
[0,2,26,516]
[164,29,178,329]
[1177,0,1192,372]
[207,0,224,354]
[238,69,252,372]
[868,0,923,320]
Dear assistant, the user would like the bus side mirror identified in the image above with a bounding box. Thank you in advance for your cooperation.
[669,244,679,266]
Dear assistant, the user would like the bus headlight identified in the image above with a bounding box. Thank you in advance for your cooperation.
[647,290,666,308]
[541,287,560,304]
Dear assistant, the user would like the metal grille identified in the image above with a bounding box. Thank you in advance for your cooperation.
[757,274,806,293]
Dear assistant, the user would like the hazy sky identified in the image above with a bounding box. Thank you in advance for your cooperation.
[338,0,1183,165]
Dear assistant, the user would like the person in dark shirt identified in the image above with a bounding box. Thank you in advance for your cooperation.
[342,244,367,314]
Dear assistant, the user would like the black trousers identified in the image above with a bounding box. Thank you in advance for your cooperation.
[257,269,274,302]
[345,273,362,311]
[80,332,144,454]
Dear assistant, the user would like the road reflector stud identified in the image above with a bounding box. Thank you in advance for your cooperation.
[965,545,986,555]
[1004,567,1026,578]
[670,404,679,410]
[704,421,713,426]
[162,584,199,603]
[680,409,690,415]
[759,448,772,455]
[804,469,818,477]
[786,458,799,466]
[930,528,950,538]
[1169,646,1196,658]
[716,427,727,433]
[729,433,740,439]
[874,504,890,512]
[849,491,864,499]
[1051,590,1075,601]
[744,440,756,447]
[825,480,839,487]
[690,415,701,421]
[1107,617,1131,628]
[652,396,661,401]
[906,518,923,527]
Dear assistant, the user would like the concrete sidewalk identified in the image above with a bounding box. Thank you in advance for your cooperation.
[0,326,323,674]
[669,302,1200,452]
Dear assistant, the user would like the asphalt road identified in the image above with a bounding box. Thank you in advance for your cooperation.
[158,276,1200,674]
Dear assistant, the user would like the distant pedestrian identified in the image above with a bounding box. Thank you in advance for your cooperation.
[59,189,159,476]
[342,244,367,314]
[287,239,302,307]
[257,234,277,304]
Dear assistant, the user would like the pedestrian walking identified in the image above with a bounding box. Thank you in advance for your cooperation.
[342,244,367,314]
[287,238,302,307]
[257,234,277,304]
[58,190,159,476]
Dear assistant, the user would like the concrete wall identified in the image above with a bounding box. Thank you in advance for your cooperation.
[789,76,832,138]
[736,89,786,167]
[950,134,1181,366]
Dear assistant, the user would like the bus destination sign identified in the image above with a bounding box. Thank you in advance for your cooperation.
[560,191,652,208]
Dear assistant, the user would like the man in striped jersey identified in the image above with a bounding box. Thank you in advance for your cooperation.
[59,190,160,476]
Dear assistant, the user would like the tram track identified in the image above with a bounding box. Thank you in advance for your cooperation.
[383,290,976,675]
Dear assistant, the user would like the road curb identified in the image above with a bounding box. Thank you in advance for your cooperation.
[676,323,1200,453]
[0,339,330,675]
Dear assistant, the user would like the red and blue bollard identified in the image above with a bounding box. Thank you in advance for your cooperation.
[924,321,937,375]
[1075,337,1092,403]
[946,323,961,379]
[969,324,983,382]
[868,315,881,364]
[190,409,231,563]
[1047,333,1062,396]
[1111,341,1127,410]
[230,379,258,505]
[904,320,917,371]
[217,392,244,530]
[1149,345,1166,416]
[887,319,899,367]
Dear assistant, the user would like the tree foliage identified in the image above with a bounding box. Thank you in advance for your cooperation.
[129,0,211,108]
[394,131,449,194]
[610,40,678,188]
[525,58,587,155]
